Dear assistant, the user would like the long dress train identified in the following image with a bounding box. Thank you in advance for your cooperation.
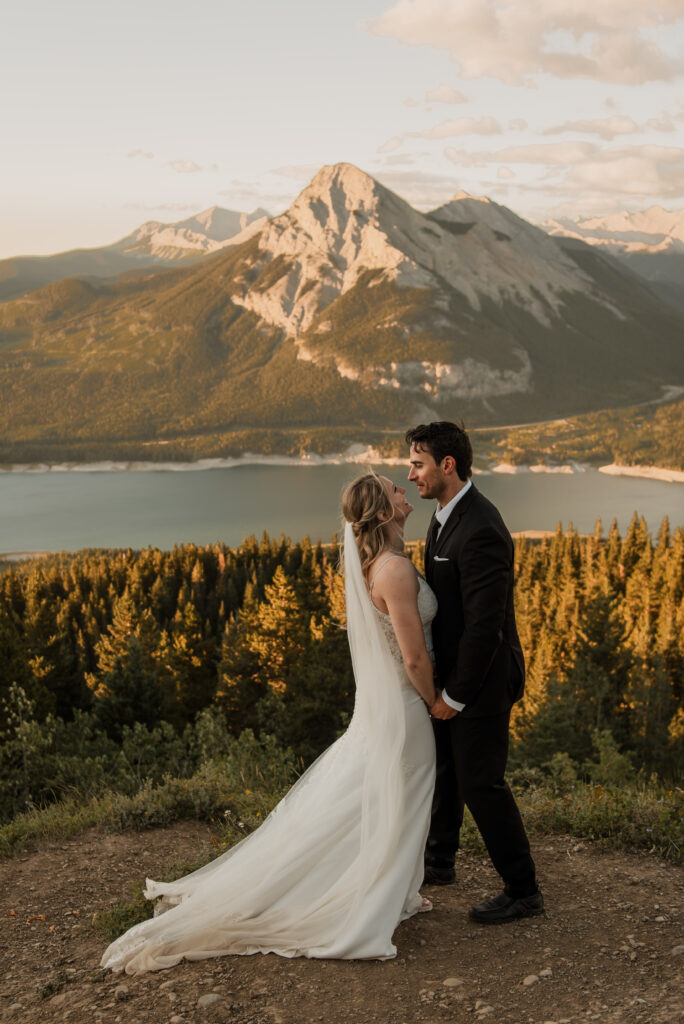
[100,524,437,973]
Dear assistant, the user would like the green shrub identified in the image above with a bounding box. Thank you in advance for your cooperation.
[0,729,296,858]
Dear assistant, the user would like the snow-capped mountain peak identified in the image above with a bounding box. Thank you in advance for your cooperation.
[542,206,684,251]
[541,204,684,314]
[113,205,271,260]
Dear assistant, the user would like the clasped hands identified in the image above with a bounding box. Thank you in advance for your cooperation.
[428,693,459,720]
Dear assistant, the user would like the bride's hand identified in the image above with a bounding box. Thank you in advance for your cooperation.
[429,694,459,720]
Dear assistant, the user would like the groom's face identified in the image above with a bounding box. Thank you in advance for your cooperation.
[408,444,447,501]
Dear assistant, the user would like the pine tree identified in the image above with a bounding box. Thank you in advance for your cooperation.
[87,593,169,739]
[163,602,217,725]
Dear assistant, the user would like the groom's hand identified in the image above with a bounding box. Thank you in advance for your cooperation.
[429,695,459,720]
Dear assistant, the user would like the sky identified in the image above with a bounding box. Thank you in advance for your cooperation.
[3,0,684,258]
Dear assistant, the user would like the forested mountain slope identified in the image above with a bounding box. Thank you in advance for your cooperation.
[1,165,683,462]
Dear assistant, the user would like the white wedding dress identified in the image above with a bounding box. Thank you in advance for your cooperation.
[101,524,437,973]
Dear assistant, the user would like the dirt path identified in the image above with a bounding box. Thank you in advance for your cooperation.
[1,825,682,1024]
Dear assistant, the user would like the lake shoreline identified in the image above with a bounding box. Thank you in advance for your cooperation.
[1,451,682,484]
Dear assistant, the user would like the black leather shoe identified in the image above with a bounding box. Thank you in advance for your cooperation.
[469,888,544,924]
[423,864,456,886]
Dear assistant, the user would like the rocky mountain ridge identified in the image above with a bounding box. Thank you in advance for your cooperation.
[0,205,270,303]
[113,205,270,260]
[544,206,684,253]
[542,206,684,313]
[1,163,683,459]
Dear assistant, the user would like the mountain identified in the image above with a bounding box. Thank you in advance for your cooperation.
[543,207,684,314]
[0,206,270,303]
[1,163,683,463]
[110,205,270,260]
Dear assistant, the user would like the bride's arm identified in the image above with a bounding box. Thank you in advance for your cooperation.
[372,559,438,707]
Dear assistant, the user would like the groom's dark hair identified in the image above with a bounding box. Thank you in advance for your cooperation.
[405,421,473,481]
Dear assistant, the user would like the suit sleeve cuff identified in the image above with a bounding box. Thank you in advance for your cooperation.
[441,690,465,712]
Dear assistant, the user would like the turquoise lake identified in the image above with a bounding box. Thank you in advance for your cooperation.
[1,464,682,554]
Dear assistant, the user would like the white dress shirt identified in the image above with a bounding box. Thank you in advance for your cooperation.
[433,479,472,713]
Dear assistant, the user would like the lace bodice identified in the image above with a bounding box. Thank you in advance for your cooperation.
[370,564,437,668]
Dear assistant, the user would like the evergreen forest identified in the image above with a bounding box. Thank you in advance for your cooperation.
[1,518,682,861]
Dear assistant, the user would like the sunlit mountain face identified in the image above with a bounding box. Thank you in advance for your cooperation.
[0,163,682,463]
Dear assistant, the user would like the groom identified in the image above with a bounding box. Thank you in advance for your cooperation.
[406,421,543,923]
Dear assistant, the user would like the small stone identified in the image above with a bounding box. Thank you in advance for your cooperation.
[443,977,464,987]
[655,916,667,922]
[539,968,553,978]
[159,980,176,990]
[522,974,539,987]
[50,993,67,1006]
[114,985,129,1001]
[672,944,684,956]
[8,1006,24,1013]
[197,993,224,1008]
[170,1017,185,1024]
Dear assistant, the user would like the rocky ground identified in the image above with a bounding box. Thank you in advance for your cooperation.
[1,823,682,1024]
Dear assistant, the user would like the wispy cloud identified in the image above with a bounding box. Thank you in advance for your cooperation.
[169,160,202,174]
[382,153,418,166]
[446,142,602,167]
[377,136,404,153]
[125,201,198,212]
[424,84,467,104]
[562,148,684,197]
[646,113,678,132]
[445,141,684,198]
[127,149,154,160]
[409,116,502,139]
[368,1,684,85]
[372,168,462,208]
[541,116,638,141]
[270,164,321,180]
[219,186,290,212]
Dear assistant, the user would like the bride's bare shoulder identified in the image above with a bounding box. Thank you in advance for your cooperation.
[368,554,418,596]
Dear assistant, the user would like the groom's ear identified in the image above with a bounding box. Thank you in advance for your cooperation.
[441,456,456,475]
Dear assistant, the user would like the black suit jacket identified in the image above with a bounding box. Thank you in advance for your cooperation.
[425,484,525,718]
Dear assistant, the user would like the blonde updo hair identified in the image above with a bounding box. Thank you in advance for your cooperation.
[341,470,397,576]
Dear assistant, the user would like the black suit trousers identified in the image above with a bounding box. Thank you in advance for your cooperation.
[426,711,536,896]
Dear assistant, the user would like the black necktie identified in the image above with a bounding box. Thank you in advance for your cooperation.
[427,516,440,558]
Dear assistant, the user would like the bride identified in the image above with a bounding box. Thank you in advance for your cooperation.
[101,471,439,973]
